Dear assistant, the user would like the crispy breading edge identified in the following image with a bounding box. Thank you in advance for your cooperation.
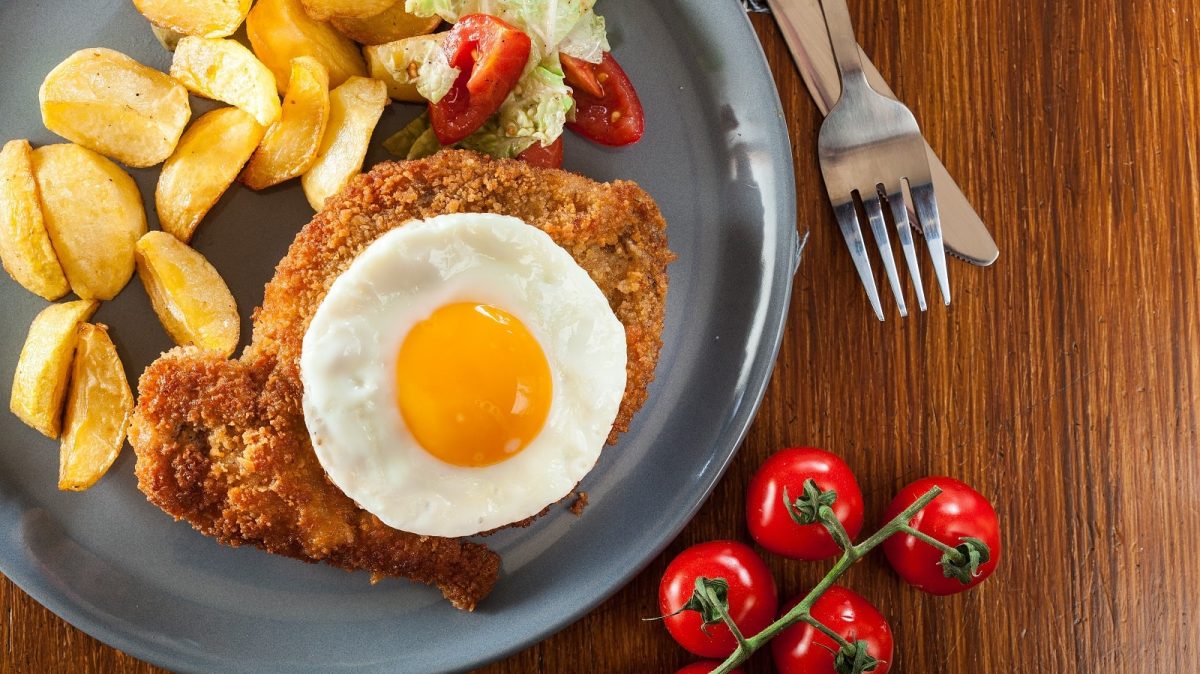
[129,150,673,610]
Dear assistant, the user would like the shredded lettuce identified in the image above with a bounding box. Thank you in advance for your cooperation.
[403,0,461,23]
[373,35,459,104]
[405,0,597,59]
[407,38,460,103]
[407,127,444,159]
[559,11,609,64]
[397,0,613,160]
[457,118,537,158]
[382,112,432,157]
[382,113,443,159]
[496,59,574,146]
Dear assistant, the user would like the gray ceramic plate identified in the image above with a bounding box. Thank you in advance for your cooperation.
[0,1,798,672]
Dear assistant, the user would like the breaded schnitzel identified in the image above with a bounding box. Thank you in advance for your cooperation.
[128,150,672,610]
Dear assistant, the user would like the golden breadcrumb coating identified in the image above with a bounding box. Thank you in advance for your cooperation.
[129,150,672,610]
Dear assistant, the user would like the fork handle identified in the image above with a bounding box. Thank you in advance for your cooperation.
[818,0,868,85]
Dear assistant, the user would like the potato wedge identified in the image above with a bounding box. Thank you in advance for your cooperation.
[151,24,186,52]
[171,37,282,127]
[135,231,239,357]
[332,2,441,45]
[156,108,265,242]
[133,0,251,38]
[301,0,398,21]
[9,300,99,438]
[364,34,446,103]
[32,144,146,300]
[59,323,133,491]
[0,140,68,301]
[240,57,331,190]
[39,48,191,168]
[247,0,367,92]
[301,77,388,210]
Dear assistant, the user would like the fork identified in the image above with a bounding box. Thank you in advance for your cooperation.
[815,0,950,320]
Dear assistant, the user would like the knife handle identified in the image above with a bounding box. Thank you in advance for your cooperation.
[765,0,999,266]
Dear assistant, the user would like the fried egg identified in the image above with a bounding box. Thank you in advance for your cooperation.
[300,213,627,538]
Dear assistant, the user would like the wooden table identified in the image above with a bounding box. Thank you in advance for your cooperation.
[5,1,1199,672]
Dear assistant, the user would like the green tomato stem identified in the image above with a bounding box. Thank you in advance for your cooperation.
[819,504,855,551]
[899,524,965,563]
[708,584,750,650]
[707,485,944,674]
[801,613,856,651]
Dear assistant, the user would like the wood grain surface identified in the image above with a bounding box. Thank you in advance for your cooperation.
[4,1,1200,672]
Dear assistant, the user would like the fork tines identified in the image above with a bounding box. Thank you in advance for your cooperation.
[815,0,951,320]
[833,177,949,320]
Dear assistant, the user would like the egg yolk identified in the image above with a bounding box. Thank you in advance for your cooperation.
[396,303,552,467]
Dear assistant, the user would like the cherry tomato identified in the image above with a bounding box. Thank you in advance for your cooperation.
[771,586,893,674]
[882,476,1001,595]
[745,447,864,560]
[658,541,778,658]
[516,137,563,168]
[675,662,744,674]
[565,52,644,146]
[430,14,531,145]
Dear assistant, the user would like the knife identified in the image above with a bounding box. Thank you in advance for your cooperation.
[764,0,999,266]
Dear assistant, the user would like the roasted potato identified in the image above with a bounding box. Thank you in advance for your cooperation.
[9,300,99,438]
[364,34,444,102]
[241,57,331,190]
[156,108,265,242]
[58,323,133,491]
[132,0,251,38]
[39,48,191,168]
[246,0,367,92]
[135,231,240,357]
[0,140,68,301]
[301,76,388,210]
[32,144,146,300]
[332,2,440,45]
[301,0,398,21]
[170,37,282,127]
[150,24,186,52]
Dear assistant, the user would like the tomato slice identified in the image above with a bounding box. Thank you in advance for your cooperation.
[516,137,563,168]
[430,14,531,145]
[560,53,605,98]
[565,52,644,146]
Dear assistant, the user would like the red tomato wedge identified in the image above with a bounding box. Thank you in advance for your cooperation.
[560,53,604,98]
[565,52,645,146]
[516,137,563,168]
[430,14,531,145]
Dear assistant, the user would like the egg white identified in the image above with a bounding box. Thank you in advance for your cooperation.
[300,213,627,538]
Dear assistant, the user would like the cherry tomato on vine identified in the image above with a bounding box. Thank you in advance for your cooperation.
[564,52,645,146]
[745,447,864,560]
[770,585,893,674]
[674,662,745,674]
[658,541,778,658]
[882,476,1001,595]
[430,14,531,145]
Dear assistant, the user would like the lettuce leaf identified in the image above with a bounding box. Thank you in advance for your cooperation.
[497,58,574,146]
[375,35,459,104]
[382,112,432,157]
[457,118,537,158]
[407,127,444,160]
[559,10,609,63]
[405,0,597,58]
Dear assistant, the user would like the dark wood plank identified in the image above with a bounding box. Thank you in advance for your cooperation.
[5,1,1200,672]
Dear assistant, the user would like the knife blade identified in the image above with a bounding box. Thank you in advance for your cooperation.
[764,0,999,266]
